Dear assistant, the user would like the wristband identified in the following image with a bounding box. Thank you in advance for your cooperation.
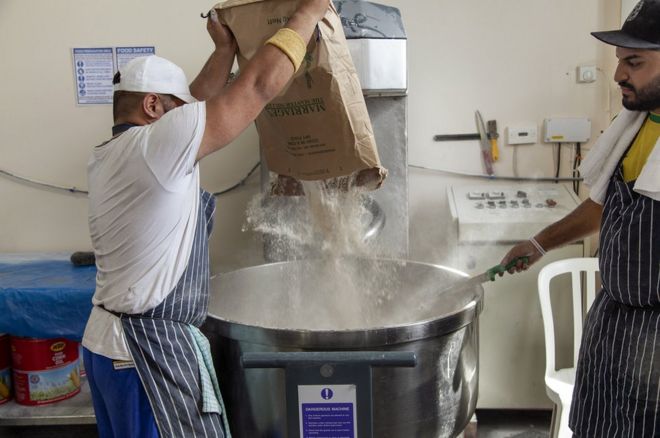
[265,28,307,72]
[529,236,547,256]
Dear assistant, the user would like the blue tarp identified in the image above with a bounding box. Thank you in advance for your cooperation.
[0,254,96,341]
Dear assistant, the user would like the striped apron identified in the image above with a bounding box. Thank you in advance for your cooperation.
[118,189,228,438]
[569,166,660,437]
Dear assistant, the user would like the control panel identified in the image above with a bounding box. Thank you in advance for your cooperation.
[448,184,581,243]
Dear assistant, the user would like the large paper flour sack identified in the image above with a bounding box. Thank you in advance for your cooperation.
[214,0,386,189]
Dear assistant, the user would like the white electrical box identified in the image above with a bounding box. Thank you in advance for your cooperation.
[544,117,591,143]
[507,125,538,145]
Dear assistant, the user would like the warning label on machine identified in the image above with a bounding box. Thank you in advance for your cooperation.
[299,385,357,438]
[302,403,354,437]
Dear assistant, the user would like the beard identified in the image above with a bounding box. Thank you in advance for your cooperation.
[620,73,660,111]
[161,97,179,113]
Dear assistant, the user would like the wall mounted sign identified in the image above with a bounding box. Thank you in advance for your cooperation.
[72,47,114,105]
[115,46,156,71]
[72,46,155,105]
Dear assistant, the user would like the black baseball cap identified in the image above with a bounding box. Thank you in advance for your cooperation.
[591,0,660,50]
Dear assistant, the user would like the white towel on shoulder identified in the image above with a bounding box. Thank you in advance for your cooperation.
[580,109,660,203]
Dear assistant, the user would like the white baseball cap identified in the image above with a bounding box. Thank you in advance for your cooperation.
[113,55,196,104]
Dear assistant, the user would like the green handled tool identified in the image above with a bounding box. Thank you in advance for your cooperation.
[438,257,530,295]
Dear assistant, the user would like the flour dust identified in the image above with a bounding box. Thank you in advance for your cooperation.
[242,179,401,329]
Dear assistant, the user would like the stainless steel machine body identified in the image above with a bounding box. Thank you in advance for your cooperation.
[202,258,483,438]
[204,4,477,436]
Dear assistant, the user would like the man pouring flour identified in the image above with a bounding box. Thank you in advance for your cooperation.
[81,1,329,436]
[501,1,659,436]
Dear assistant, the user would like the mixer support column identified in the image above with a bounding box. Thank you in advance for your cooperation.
[242,351,417,438]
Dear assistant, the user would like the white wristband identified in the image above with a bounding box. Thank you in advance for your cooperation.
[529,236,546,256]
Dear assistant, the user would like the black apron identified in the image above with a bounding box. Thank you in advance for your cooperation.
[119,189,228,438]
[569,167,660,437]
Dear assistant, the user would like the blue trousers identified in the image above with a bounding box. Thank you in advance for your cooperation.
[83,347,159,438]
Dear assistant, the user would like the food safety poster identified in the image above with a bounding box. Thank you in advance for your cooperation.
[72,46,155,105]
[299,385,357,438]
[115,46,156,72]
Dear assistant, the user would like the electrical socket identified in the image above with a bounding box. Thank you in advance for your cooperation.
[507,126,538,145]
[577,65,597,83]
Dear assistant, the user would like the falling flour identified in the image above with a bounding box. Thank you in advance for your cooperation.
[243,179,401,329]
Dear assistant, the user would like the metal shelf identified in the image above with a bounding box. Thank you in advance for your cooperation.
[0,378,95,426]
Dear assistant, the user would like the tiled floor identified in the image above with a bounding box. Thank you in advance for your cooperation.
[0,409,552,438]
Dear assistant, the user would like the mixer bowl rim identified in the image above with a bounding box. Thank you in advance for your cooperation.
[205,257,484,348]
[211,256,470,281]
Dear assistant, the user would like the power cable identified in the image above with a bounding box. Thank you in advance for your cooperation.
[212,162,261,196]
[0,168,88,195]
[409,164,583,182]
[555,143,561,183]
[572,142,582,195]
[0,162,261,197]
[2,161,584,197]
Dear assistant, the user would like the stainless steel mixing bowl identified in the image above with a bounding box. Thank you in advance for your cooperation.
[203,257,483,438]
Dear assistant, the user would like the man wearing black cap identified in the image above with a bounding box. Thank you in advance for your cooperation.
[501,1,659,437]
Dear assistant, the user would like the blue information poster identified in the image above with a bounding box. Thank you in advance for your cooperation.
[72,46,155,105]
[72,48,114,105]
[299,385,357,438]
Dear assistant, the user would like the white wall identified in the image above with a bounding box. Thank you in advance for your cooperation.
[0,0,265,270]
[0,0,620,271]
[380,0,620,265]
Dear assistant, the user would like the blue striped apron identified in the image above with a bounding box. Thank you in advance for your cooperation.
[569,166,659,437]
[118,189,228,438]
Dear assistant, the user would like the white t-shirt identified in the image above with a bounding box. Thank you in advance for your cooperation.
[82,102,206,360]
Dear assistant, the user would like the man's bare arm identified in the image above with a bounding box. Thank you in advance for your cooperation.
[535,198,603,251]
[196,0,330,162]
[500,198,603,272]
[189,11,237,101]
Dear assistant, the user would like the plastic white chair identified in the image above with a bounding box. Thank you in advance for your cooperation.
[537,257,599,438]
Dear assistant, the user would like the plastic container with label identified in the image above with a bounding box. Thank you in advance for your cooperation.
[0,334,11,404]
[10,336,81,406]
